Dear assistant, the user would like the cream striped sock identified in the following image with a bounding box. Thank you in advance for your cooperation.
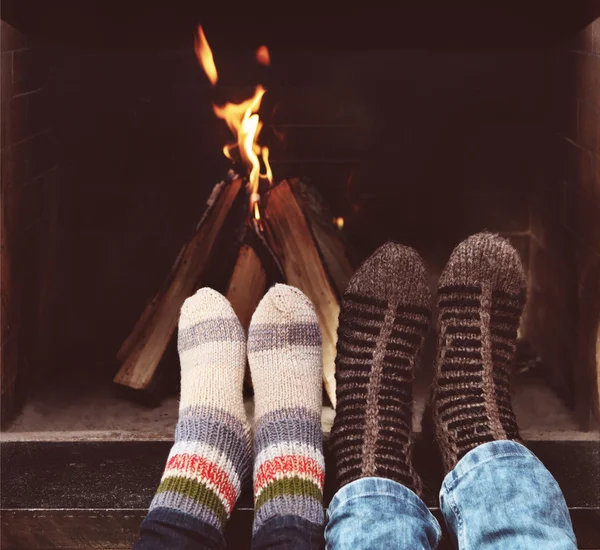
[148,288,252,534]
[248,284,325,534]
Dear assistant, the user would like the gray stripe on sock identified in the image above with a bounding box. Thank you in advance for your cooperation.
[176,406,250,481]
[247,322,321,353]
[256,407,321,426]
[178,405,249,439]
[254,408,323,455]
[178,318,245,352]
[253,495,324,534]
[149,494,222,531]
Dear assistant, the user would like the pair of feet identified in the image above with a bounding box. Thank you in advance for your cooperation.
[331,232,526,495]
[148,231,525,537]
[151,283,326,535]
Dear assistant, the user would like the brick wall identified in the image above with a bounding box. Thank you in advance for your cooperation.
[1,21,60,423]
[524,17,600,427]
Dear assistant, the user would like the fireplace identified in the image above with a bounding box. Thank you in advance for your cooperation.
[1,5,600,548]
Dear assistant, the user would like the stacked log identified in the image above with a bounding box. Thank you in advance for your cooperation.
[114,177,353,407]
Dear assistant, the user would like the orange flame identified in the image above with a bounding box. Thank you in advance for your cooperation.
[256,45,271,66]
[194,26,217,86]
[195,25,273,220]
[333,217,344,230]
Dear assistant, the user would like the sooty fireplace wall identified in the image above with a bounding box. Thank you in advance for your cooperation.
[1,7,600,433]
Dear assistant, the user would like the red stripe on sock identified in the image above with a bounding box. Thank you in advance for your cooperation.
[165,453,237,512]
[254,455,324,493]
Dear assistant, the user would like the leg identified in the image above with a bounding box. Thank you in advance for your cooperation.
[325,477,441,549]
[326,243,441,549]
[440,440,577,550]
[248,285,325,550]
[134,289,252,550]
[429,233,577,549]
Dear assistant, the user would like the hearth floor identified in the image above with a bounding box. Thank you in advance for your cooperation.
[3,367,598,441]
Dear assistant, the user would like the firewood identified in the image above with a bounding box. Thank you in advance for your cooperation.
[308,217,353,297]
[113,178,243,391]
[226,241,267,390]
[117,179,238,363]
[289,179,354,297]
[263,181,339,407]
[225,243,267,331]
[117,244,186,362]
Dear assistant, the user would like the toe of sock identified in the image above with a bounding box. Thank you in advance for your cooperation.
[251,284,318,325]
[439,233,526,294]
[179,288,240,329]
[178,289,245,350]
[345,241,430,307]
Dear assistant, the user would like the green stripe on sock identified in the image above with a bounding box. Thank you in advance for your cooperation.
[156,475,228,527]
[255,476,323,511]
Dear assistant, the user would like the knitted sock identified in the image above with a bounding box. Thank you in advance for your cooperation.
[430,233,526,472]
[248,284,325,534]
[330,242,431,494]
[148,288,252,534]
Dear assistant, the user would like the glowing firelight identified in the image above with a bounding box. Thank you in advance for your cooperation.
[333,217,344,230]
[256,45,271,66]
[194,25,273,220]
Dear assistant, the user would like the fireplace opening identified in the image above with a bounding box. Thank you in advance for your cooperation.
[2,7,600,443]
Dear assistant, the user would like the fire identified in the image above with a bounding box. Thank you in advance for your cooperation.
[194,26,217,86]
[195,25,273,220]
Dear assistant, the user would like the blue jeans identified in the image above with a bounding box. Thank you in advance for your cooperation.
[136,441,575,549]
[325,440,577,549]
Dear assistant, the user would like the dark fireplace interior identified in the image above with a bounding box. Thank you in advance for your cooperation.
[2,5,600,549]
[2,7,600,435]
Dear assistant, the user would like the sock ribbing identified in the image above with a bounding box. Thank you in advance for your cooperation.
[431,233,526,472]
[330,242,431,494]
[248,284,325,534]
[149,288,251,533]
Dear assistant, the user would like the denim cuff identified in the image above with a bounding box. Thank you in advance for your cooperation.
[443,440,538,492]
[329,477,441,536]
[440,440,577,549]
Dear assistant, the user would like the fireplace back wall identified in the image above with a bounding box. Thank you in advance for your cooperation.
[2,16,599,425]
[50,47,543,367]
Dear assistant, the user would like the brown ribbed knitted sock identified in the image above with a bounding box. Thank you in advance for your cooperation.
[330,242,431,494]
[430,233,526,472]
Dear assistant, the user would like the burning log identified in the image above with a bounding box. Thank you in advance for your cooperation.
[264,181,341,407]
[113,177,243,392]
[290,179,354,298]
[309,218,353,299]
[114,177,353,406]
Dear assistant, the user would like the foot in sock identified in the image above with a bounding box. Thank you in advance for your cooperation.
[430,232,526,472]
[330,242,431,494]
[248,284,325,534]
[148,288,252,534]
